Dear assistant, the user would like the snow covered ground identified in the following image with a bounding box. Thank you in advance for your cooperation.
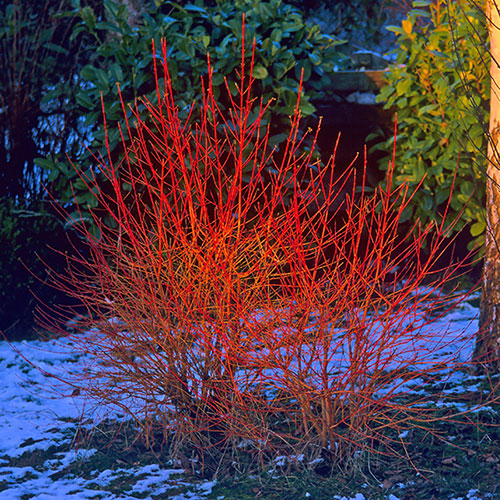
[0,293,497,499]
[0,335,218,499]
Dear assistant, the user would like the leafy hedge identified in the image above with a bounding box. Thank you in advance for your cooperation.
[37,0,348,229]
[372,0,489,246]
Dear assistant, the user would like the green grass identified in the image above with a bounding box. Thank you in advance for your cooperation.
[1,373,499,499]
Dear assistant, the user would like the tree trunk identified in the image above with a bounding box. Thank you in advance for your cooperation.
[477,0,500,370]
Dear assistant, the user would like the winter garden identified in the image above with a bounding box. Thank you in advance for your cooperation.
[1,0,500,499]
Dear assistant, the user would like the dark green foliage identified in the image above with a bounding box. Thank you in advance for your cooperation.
[0,198,77,340]
[39,0,348,227]
[372,0,489,246]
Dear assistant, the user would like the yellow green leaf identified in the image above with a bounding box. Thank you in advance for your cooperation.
[252,65,269,80]
[402,19,412,36]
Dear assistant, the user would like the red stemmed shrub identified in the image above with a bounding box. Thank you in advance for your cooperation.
[38,30,481,472]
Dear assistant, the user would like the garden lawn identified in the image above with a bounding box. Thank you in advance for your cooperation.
[0,291,499,500]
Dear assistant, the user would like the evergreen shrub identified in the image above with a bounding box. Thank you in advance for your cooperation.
[373,0,489,247]
[39,0,347,228]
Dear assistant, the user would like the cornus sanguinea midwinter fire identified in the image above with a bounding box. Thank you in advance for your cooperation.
[36,24,489,474]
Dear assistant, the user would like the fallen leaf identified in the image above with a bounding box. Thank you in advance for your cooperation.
[389,474,405,483]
